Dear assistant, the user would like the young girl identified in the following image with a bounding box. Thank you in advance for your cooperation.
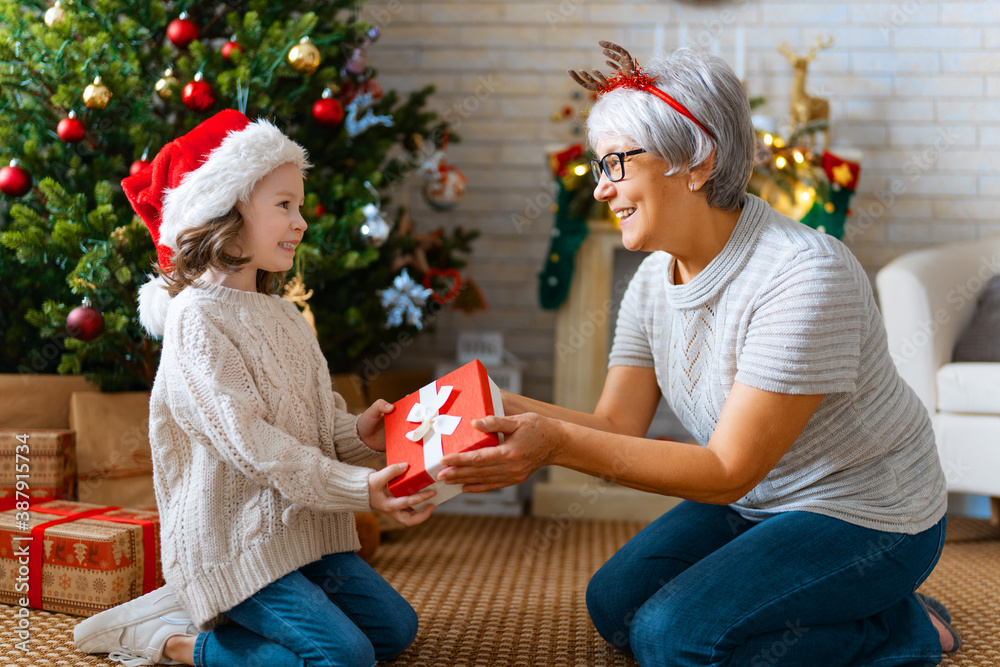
[74,109,436,667]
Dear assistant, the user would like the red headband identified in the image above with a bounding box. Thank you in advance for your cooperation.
[598,67,715,140]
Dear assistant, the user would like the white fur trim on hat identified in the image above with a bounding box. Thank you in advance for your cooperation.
[159,118,311,252]
[137,274,172,338]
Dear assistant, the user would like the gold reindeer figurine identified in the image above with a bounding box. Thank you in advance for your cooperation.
[778,35,834,149]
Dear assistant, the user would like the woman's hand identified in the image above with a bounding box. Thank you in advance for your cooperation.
[367,463,436,526]
[357,399,394,451]
[437,413,565,492]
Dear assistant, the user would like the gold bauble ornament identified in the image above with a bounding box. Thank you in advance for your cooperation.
[288,37,321,75]
[44,1,65,27]
[155,68,180,100]
[83,76,111,109]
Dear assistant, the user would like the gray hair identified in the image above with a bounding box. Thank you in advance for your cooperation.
[586,48,754,212]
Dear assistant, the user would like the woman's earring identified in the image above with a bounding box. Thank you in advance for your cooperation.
[689,182,696,192]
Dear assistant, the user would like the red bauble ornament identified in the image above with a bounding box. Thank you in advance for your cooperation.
[221,37,243,61]
[57,112,85,143]
[66,298,105,342]
[313,204,326,217]
[0,160,32,197]
[130,159,150,176]
[182,74,214,112]
[313,97,344,127]
[167,13,199,48]
[339,78,383,105]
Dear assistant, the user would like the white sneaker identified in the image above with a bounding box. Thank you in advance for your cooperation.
[74,584,198,666]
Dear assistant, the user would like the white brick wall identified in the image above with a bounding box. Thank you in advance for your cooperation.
[364,0,1000,402]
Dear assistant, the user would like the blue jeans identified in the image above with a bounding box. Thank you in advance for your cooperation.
[192,552,417,667]
[587,501,947,667]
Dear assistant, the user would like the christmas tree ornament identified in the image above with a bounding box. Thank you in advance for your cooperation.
[0,159,32,197]
[345,47,367,75]
[282,271,317,336]
[451,275,489,313]
[66,297,105,341]
[345,92,393,137]
[359,181,391,246]
[129,147,151,176]
[359,203,391,246]
[56,110,85,143]
[288,36,321,75]
[167,12,199,48]
[44,1,65,27]
[378,269,433,330]
[155,68,179,100]
[83,76,111,109]
[423,268,462,305]
[182,72,214,112]
[221,35,243,61]
[312,204,326,217]
[312,88,344,126]
[419,132,467,211]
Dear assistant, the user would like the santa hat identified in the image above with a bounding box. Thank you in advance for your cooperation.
[122,109,310,337]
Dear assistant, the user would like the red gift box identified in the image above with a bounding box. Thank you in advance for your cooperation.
[385,360,503,508]
[0,500,163,617]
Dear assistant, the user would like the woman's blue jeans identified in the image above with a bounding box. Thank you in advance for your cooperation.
[192,552,417,667]
[587,501,947,667]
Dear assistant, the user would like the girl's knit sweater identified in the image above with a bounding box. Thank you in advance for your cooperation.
[149,280,378,629]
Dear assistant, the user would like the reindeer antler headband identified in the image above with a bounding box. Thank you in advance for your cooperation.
[570,41,715,140]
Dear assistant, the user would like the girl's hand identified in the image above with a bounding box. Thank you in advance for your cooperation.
[437,413,563,492]
[357,399,394,451]
[367,463,436,527]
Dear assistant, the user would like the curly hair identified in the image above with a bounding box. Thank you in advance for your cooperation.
[157,206,284,298]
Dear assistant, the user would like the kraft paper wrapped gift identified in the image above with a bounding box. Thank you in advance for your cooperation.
[0,500,163,617]
[385,360,503,509]
[0,374,98,430]
[0,430,77,510]
[69,392,156,507]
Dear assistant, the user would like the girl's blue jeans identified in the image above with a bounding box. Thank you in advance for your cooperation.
[587,501,947,667]
[192,551,417,667]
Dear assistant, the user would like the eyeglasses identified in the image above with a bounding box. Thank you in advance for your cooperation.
[591,149,647,183]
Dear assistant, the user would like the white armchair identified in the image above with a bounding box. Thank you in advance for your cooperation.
[876,237,1000,523]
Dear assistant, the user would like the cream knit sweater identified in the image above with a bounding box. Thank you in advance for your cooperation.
[149,280,378,630]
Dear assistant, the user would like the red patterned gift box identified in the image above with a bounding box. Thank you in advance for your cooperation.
[385,359,504,509]
[1,430,77,511]
[0,500,163,617]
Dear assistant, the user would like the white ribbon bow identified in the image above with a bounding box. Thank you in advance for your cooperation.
[405,383,462,481]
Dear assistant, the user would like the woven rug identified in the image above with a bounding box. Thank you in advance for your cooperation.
[2,515,998,666]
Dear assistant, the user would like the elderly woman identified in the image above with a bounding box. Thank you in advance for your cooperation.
[438,43,957,666]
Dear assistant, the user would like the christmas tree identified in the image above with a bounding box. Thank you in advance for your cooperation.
[0,0,477,391]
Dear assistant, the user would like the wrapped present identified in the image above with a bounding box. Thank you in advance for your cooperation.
[0,374,98,430]
[70,392,156,507]
[385,359,503,509]
[0,500,163,617]
[0,430,77,511]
